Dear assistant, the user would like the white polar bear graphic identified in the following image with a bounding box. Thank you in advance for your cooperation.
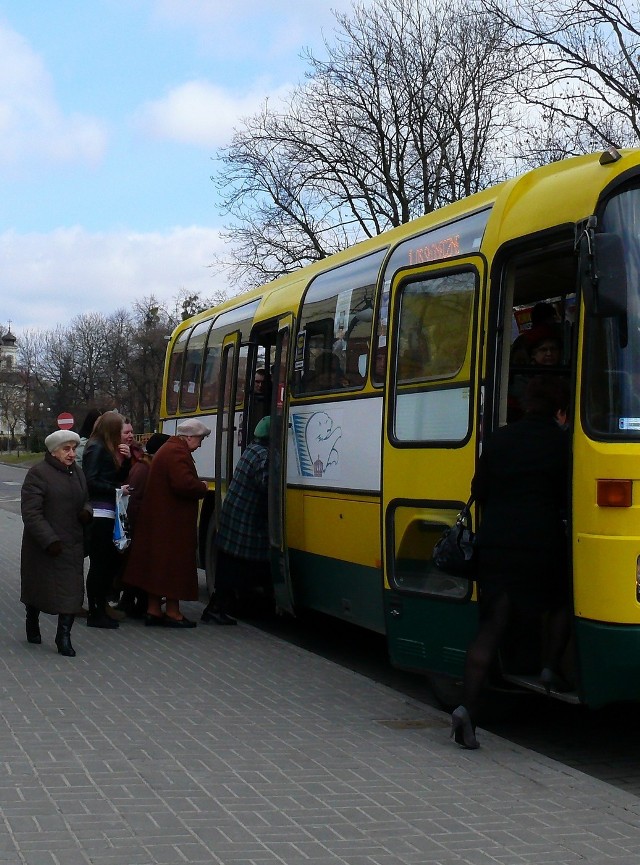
[305,411,342,474]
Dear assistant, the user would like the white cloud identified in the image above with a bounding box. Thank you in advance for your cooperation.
[0,23,107,170]
[136,78,291,148]
[0,226,230,332]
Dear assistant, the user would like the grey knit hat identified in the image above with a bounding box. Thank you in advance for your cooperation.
[45,430,81,452]
[176,419,211,437]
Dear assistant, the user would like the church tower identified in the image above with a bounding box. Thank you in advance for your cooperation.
[0,324,17,370]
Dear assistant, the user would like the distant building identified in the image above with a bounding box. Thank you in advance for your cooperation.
[0,326,17,370]
[0,325,24,439]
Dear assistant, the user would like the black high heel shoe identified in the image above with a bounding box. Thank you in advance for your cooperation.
[450,706,479,749]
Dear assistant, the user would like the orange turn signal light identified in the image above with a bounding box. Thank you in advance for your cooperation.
[597,479,632,507]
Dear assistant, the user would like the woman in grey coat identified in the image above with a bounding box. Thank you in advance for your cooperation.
[20,430,92,656]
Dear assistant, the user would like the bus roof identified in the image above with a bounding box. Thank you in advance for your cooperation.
[173,148,640,340]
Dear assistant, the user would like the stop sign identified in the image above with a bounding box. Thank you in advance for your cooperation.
[57,412,74,429]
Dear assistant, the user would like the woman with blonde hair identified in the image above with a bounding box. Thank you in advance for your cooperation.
[82,412,131,629]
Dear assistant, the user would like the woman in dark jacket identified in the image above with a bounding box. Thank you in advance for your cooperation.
[451,376,571,749]
[20,430,92,656]
[82,412,131,629]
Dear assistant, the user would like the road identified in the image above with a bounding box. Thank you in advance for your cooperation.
[0,460,26,515]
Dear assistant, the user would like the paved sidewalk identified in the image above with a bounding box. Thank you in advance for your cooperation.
[0,507,639,865]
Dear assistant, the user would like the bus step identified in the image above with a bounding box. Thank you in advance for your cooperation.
[501,672,581,704]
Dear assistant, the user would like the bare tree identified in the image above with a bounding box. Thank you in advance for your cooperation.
[102,308,135,412]
[12,285,238,440]
[67,313,112,406]
[0,367,23,444]
[16,329,47,443]
[485,0,640,162]
[38,326,79,421]
[213,0,517,286]
[125,297,174,432]
[170,287,225,323]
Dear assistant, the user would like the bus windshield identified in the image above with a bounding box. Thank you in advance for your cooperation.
[583,184,640,439]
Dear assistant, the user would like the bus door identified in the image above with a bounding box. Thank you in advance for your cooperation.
[381,259,485,681]
[269,314,295,614]
[214,331,240,530]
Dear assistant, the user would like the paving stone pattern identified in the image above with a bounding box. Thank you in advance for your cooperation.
[0,508,639,864]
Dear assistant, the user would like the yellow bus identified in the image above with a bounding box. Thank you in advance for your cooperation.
[162,148,640,709]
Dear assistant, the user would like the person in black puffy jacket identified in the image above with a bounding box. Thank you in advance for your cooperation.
[451,375,571,749]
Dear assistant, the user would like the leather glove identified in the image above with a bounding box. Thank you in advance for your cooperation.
[78,510,92,525]
[46,540,63,557]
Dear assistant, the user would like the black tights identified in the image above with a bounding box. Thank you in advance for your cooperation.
[86,517,119,614]
[462,592,571,719]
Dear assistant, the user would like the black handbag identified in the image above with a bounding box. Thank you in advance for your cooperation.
[432,497,476,577]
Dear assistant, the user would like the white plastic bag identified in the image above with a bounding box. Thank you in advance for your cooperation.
[113,487,131,552]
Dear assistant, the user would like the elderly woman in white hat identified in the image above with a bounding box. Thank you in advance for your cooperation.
[123,419,210,627]
[20,430,92,657]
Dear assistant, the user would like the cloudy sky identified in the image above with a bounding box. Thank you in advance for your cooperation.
[0,0,362,334]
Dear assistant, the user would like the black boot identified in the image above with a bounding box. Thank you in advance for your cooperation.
[55,614,76,657]
[25,604,41,644]
[87,597,119,629]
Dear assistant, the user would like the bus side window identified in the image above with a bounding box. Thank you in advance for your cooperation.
[393,270,475,444]
[165,329,189,415]
[200,340,221,409]
[397,272,473,384]
[235,345,249,407]
[180,321,210,413]
[199,310,258,410]
[294,249,385,395]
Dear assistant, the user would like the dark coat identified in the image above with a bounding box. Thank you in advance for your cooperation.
[471,413,570,611]
[215,441,269,561]
[82,440,130,507]
[20,453,92,614]
[123,436,205,600]
[125,457,151,534]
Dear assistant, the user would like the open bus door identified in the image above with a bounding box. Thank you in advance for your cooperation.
[211,332,240,589]
[269,315,295,615]
[381,258,485,685]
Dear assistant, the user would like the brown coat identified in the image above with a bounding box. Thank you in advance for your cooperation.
[123,436,205,600]
[125,456,151,534]
[20,453,91,614]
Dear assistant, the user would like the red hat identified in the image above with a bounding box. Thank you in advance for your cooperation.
[526,324,560,351]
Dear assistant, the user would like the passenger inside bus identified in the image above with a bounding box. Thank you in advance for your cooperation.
[373,344,387,381]
[528,326,562,367]
[508,303,568,422]
[509,302,560,365]
[309,350,348,390]
[253,367,271,416]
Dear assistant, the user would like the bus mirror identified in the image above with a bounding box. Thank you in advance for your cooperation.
[579,230,627,317]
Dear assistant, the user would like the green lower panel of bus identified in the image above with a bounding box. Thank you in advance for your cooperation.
[384,589,478,678]
[287,548,478,676]
[575,618,640,708]
[288,549,385,634]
